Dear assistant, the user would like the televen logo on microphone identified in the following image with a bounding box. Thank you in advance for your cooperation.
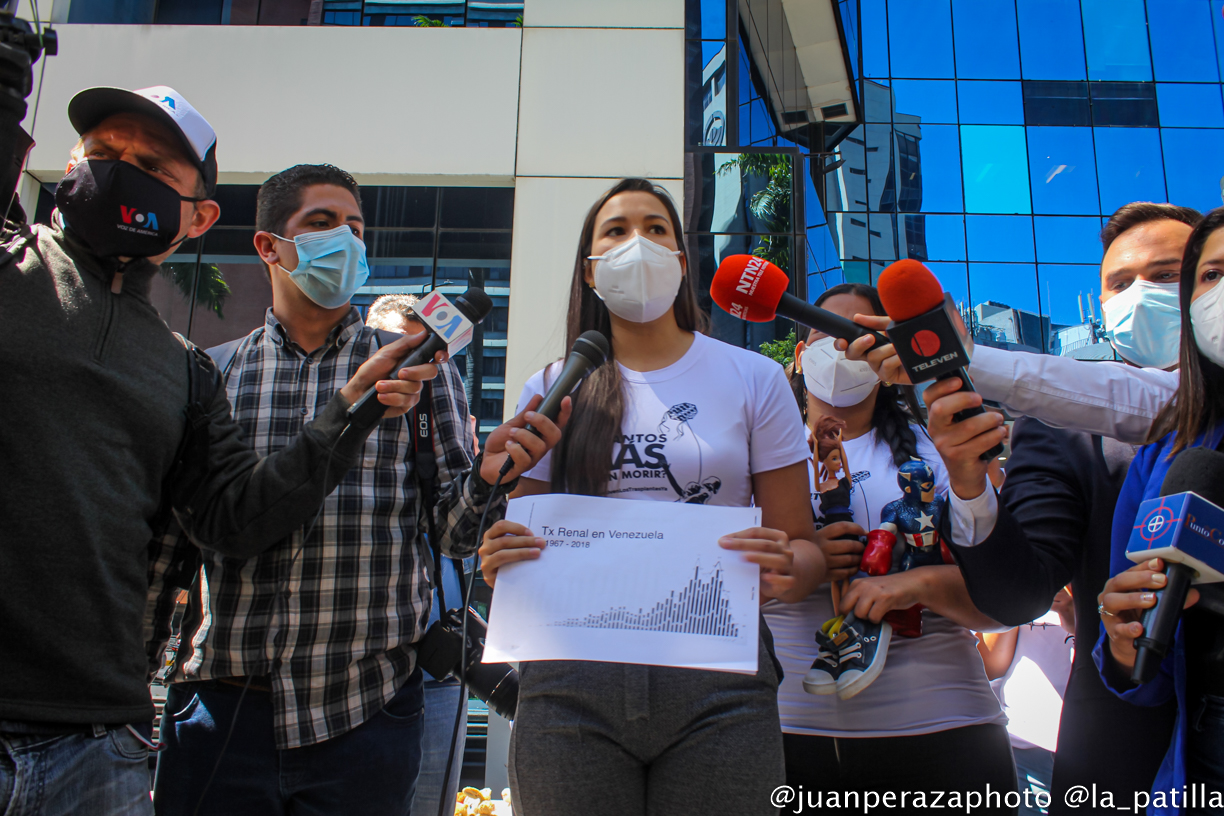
[910,330,941,357]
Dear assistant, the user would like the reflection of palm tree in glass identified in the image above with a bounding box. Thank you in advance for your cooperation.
[717,153,792,272]
[161,262,229,318]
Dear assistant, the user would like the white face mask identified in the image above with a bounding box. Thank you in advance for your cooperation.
[1191,280,1224,368]
[588,233,684,323]
[801,336,879,407]
[1101,280,1182,369]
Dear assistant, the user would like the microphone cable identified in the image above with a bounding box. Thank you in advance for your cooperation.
[437,464,510,816]
[190,423,351,816]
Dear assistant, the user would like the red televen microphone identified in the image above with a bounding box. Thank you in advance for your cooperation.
[876,259,1003,460]
[710,255,889,348]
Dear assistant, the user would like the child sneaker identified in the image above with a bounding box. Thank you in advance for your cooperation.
[835,615,892,700]
[802,616,845,695]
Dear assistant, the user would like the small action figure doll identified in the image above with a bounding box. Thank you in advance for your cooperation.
[803,416,892,701]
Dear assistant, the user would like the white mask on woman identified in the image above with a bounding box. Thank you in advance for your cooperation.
[1190,280,1224,368]
[801,336,879,407]
[589,233,684,323]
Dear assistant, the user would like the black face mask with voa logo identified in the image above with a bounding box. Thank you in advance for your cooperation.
[55,158,203,259]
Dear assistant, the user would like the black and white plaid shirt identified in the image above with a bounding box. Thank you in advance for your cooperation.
[146,308,500,749]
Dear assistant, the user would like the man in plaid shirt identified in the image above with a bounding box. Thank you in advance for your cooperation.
[150,165,565,815]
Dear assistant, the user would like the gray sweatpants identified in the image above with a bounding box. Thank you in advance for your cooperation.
[507,638,784,816]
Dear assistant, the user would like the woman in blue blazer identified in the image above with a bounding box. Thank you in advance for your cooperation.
[1096,207,1224,816]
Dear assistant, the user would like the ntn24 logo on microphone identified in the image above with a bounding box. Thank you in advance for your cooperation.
[1127,492,1224,584]
[415,290,475,355]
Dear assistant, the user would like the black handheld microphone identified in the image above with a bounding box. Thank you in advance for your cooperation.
[347,288,493,431]
[1130,447,1224,683]
[498,330,610,478]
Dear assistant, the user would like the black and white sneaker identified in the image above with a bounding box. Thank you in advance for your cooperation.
[835,615,892,700]
[802,617,844,695]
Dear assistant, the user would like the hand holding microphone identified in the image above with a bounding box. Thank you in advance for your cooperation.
[1101,447,1224,683]
[346,288,493,430]
[486,331,611,483]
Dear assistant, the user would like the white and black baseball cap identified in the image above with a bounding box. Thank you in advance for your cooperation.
[67,85,218,195]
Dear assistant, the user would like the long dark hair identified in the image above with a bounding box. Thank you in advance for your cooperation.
[549,178,707,495]
[787,283,925,467]
[1149,207,1224,454]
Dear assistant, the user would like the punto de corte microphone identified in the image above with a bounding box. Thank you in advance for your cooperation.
[876,259,1002,460]
[1125,447,1224,683]
[347,287,493,430]
[498,330,611,477]
[710,254,889,348]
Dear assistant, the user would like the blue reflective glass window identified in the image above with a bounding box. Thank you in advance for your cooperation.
[807,225,843,279]
[1162,129,1224,214]
[1094,128,1167,214]
[1017,0,1086,80]
[869,213,901,261]
[1026,127,1099,215]
[1034,217,1103,263]
[961,126,1032,214]
[863,0,890,79]
[968,263,1044,350]
[923,215,967,261]
[865,80,894,124]
[1081,0,1152,82]
[826,129,867,212]
[951,0,1020,79]
[887,0,954,78]
[890,80,958,124]
[1090,82,1159,127]
[1157,84,1224,128]
[911,124,964,213]
[958,81,1024,124]
[1022,81,1091,126]
[966,215,1035,262]
[927,261,970,306]
[865,124,900,211]
[1149,0,1219,82]
[1039,264,1104,333]
[685,0,726,40]
[844,260,872,285]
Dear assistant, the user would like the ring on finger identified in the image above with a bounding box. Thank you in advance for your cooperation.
[1097,602,1114,617]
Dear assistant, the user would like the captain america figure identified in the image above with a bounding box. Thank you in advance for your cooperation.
[864,458,951,575]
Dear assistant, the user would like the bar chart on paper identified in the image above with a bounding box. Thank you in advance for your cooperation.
[483,494,760,672]
[552,561,741,638]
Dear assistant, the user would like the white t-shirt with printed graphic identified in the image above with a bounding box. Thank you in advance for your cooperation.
[764,426,1005,737]
[516,332,810,508]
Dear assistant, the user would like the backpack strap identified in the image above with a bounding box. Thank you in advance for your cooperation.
[204,336,246,382]
[371,329,461,608]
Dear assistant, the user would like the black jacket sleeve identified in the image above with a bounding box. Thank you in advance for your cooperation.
[168,361,371,559]
[947,417,1088,626]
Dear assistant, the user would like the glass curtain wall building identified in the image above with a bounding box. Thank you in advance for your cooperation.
[684,0,859,350]
[66,0,523,27]
[818,0,1224,357]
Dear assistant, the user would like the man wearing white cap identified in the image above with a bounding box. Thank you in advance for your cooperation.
[0,87,435,815]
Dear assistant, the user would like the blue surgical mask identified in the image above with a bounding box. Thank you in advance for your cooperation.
[1101,280,1181,369]
[274,225,369,309]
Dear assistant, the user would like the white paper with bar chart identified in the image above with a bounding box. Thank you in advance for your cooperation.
[483,494,761,673]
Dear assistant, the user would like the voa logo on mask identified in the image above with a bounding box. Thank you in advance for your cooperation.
[118,205,159,235]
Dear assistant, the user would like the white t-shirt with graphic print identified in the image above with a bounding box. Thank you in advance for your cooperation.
[764,426,1005,737]
[516,332,810,509]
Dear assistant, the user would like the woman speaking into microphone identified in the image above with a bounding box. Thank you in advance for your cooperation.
[479,178,825,816]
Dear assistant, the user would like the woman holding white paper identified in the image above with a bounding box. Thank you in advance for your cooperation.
[763,284,1013,813]
[480,178,824,816]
